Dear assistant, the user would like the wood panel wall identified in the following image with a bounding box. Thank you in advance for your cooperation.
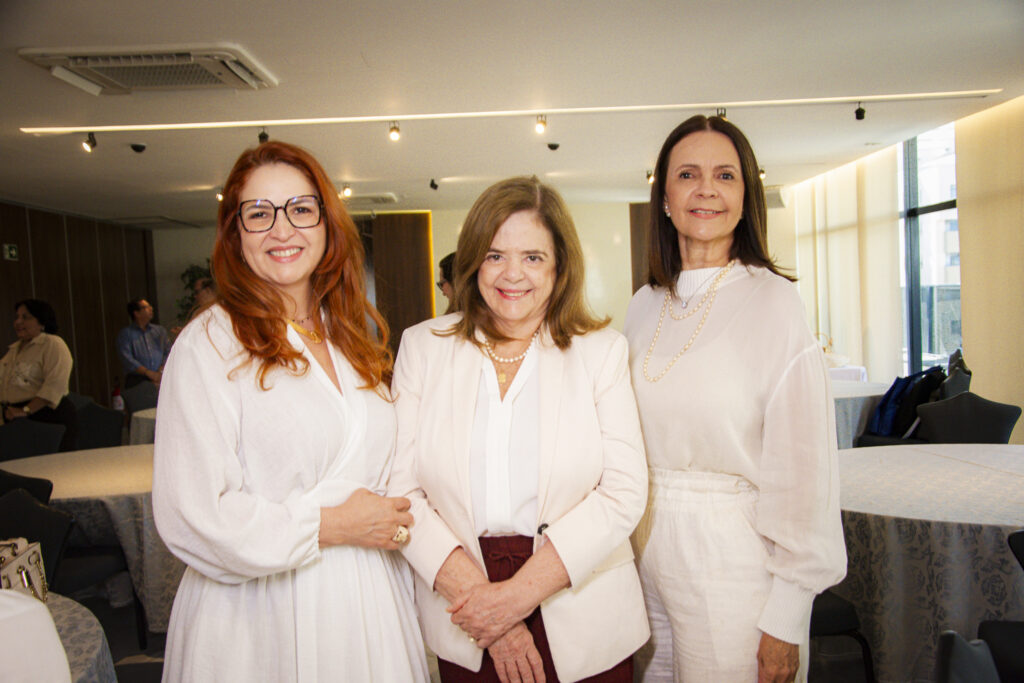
[0,200,156,405]
[357,212,434,357]
[629,202,651,293]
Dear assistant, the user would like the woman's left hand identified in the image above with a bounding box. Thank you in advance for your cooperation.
[757,632,799,683]
[448,580,528,648]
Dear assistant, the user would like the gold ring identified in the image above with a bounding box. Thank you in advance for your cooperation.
[391,525,410,544]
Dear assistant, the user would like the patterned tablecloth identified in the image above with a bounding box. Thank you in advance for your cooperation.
[3,445,185,633]
[831,380,890,449]
[49,592,117,683]
[835,443,1024,682]
[129,407,158,445]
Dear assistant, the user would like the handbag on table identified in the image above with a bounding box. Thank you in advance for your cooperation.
[0,538,48,602]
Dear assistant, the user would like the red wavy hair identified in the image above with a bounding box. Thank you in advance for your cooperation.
[211,141,392,390]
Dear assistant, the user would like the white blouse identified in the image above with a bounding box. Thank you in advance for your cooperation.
[469,346,540,537]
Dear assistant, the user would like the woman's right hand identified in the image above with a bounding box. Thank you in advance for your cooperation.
[488,621,545,683]
[319,488,413,550]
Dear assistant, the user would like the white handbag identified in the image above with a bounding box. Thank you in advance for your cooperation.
[0,538,48,602]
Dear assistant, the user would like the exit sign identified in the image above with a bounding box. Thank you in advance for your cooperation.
[2,244,18,261]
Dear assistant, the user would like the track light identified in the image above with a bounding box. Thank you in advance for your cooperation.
[258,128,269,143]
[716,108,727,118]
[82,132,97,153]
[535,115,547,134]
[429,179,439,190]
[646,170,654,185]
[855,102,865,121]
[388,122,400,141]
[341,184,352,198]
[759,168,766,180]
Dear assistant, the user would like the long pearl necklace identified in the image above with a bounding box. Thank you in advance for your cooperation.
[671,266,725,317]
[484,330,539,385]
[642,261,734,383]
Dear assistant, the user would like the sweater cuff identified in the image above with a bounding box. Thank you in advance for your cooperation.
[756,576,816,644]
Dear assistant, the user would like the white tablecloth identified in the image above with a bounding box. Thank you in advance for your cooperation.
[835,443,1024,682]
[829,365,869,382]
[831,380,890,449]
[128,407,157,445]
[2,444,185,633]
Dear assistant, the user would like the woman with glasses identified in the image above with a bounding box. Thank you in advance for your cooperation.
[389,176,649,683]
[153,141,428,682]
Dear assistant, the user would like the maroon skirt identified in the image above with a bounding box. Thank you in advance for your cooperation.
[437,535,633,683]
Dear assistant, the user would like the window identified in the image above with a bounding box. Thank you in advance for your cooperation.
[898,123,960,374]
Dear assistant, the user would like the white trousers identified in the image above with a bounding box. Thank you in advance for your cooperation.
[633,468,808,682]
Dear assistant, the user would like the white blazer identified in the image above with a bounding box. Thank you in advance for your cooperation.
[389,314,650,682]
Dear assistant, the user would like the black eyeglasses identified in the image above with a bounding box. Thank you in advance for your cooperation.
[436,280,447,291]
[237,195,323,233]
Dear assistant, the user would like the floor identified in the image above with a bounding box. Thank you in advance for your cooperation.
[88,594,870,682]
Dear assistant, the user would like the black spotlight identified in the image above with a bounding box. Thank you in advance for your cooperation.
[855,103,865,121]
[429,179,439,190]
[258,129,269,143]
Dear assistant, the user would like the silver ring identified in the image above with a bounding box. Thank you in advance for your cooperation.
[391,525,410,545]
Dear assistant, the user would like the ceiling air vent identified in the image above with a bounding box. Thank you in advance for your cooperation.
[19,43,277,95]
[346,193,399,207]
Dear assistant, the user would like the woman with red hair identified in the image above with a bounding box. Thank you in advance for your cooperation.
[154,141,428,681]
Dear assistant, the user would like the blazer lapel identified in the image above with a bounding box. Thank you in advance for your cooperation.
[535,331,564,524]
[452,335,485,561]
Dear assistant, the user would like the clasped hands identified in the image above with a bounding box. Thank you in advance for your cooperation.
[447,579,529,649]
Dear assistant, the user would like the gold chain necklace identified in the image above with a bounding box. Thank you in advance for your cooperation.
[484,330,539,385]
[642,261,734,383]
[287,319,323,344]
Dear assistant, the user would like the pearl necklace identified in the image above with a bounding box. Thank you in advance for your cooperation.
[484,330,539,364]
[669,265,728,319]
[642,261,734,382]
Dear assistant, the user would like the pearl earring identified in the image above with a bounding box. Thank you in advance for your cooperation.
[663,203,671,218]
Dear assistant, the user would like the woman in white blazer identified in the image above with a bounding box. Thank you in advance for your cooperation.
[389,176,649,683]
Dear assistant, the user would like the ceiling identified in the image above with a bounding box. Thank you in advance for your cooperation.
[1,0,1022,230]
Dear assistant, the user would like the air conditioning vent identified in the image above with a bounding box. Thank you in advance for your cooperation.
[19,43,277,94]
[346,193,399,206]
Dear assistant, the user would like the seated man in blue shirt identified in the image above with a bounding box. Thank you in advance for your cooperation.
[116,298,170,388]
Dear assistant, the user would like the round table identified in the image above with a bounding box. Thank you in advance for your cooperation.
[836,443,1024,682]
[48,593,117,683]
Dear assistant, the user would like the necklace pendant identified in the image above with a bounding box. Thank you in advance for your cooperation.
[497,372,507,384]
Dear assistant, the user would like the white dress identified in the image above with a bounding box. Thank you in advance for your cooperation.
[153,306,428,682]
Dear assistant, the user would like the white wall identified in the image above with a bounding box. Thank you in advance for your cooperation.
[955,95,1024,444]
[152,227,217,328]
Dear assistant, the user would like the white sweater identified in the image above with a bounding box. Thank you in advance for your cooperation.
[624,264,847,644]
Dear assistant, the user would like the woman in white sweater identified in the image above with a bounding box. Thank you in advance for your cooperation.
[624,116,847,682]
[153,141,428,681]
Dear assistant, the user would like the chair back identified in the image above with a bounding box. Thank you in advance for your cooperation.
[935,630,1000,683]
[1009,530,1024,573]
[122,382,159,414]
[75,402,124,450]
[64,392,94,411]
[916,392,1022,444]
[0,469,53,504]
[0,488,73,584]
[0,420,65,461]
[939,367,971,400]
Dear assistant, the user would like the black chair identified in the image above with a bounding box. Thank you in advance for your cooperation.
[935,630,1000,683]
[0,488,73,585]
[0,420,66,461]
[65,391,94,411]
[55,544,149,649]
[809,589,875,682]
[122,381,159,414]
[938,366,971,400]
[0,468,53,503]
[977,530,1024,683]
[74,401,125,450]
[915,392,1021,444]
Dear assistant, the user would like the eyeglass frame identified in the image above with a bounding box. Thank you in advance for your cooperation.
[236,194,324,233]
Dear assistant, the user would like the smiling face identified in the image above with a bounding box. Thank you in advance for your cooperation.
[664,130,745,268]
[13,305,44,342]
[477,210,556,338]
[238,163,325,308]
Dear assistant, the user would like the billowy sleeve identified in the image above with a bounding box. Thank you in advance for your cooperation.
[755,342,847,644]
[36,336,73,407]
[387,327,464,587]
[152,315,321,584]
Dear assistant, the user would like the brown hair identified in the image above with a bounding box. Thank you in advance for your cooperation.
[647,115,793,287]
[211,141,392,390]
[445,176,607,349]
